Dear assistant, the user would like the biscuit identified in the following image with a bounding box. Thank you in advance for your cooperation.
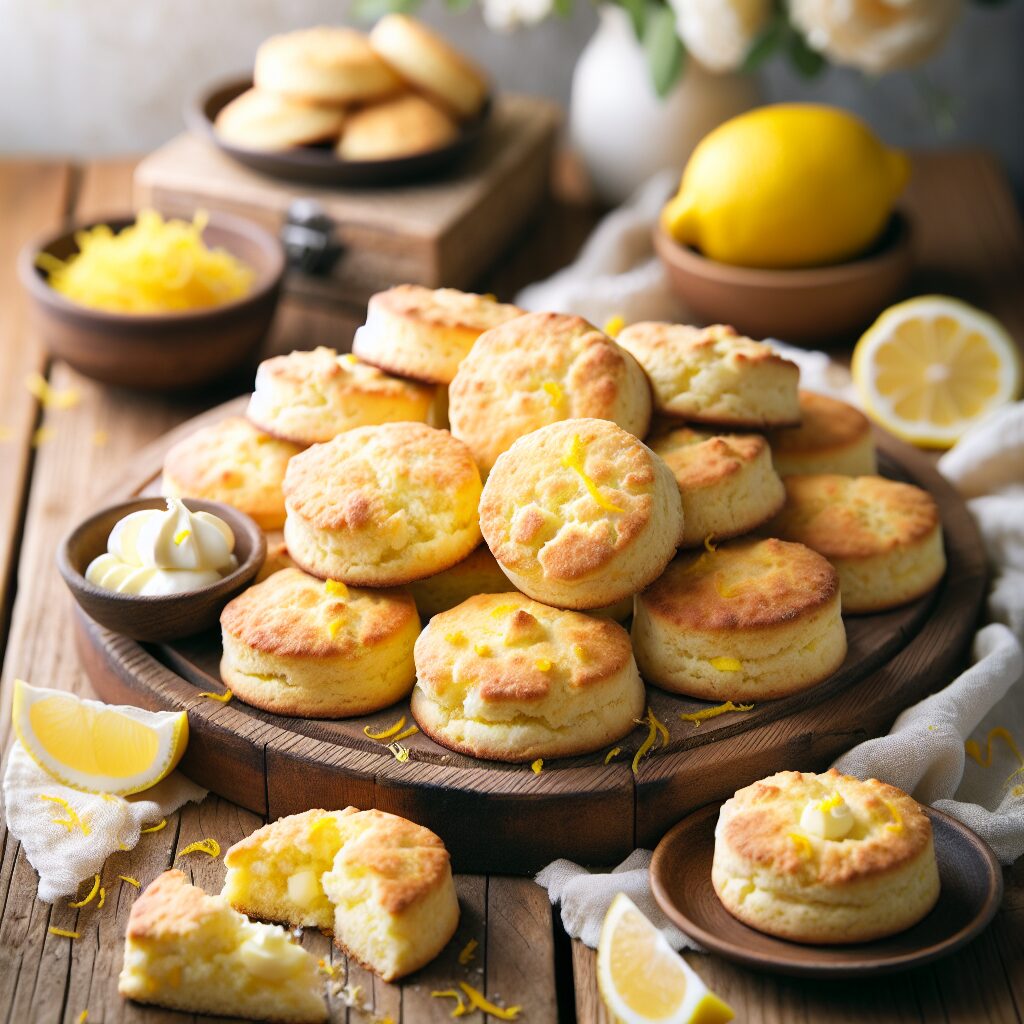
[632,538,846,700]
[617,322,801,427]
[283,422,482,585]
[220,568,419,717]
[353,284,524,385]
[766,474,946,613]
[369,14,488,119]
[254,26,402,105]
[449,312,653,475]
[118,869,326,1023]
[768,391,877,477]
[223,807,460,982]
[648,425,785,548]
[247,347,435,446]
[479,419,682,609]
[213,87,346,151]
[713,769,940,944]
[338,93,458,160]
[162,416,301,530]
[411,593,645,761]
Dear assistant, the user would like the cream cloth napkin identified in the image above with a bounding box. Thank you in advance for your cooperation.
[525,178,1024,949]
[3,742,206,902]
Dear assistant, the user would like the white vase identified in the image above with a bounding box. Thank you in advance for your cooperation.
[569,5,763,205]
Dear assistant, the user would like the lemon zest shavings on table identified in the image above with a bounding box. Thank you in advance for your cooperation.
[788,833,813,858]
[392,725,419,743]
[458,981,521,1020]
[77,1011,88,1024]
[173,528,191,545]
[458,938,478,965]
[92,430,109,447]
[119,875,141,888]
[542,380,563,407]
[48,927,80,939]
[198,689,232,702]
[562,434,625,513]
[604,747,621,764]
[704,534,718,553]
[531,758,543,775]
[25,372,80,411]
[317,958,336,977]
[32,426,55,447]
[965,726,1024,768]
[679,701,754,728]
[709,656,742,672]
[388,742,410,763]
[177,838,221,859]
[364,716,407,740]
[39,795,90,836]
[632,707,669,776]
[882,800,903,833]
[140,818,167,834]
[603,314,626,337]
[430,990,466,1016]
[325,578,348,598]
[68,874,101,908]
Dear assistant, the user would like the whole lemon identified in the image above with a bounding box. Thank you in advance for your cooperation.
[662,104,909,269]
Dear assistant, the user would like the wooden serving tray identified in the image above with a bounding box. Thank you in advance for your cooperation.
[74,397,986,874]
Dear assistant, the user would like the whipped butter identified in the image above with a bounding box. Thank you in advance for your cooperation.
[86,498,237,596]
[799,792,854,841]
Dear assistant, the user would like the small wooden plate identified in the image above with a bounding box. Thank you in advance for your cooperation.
[650,801,1003,978]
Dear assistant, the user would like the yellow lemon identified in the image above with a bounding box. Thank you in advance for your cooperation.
[597,893,734,1024]
[852,295,1021,449]
[12,679,189,795]
[663,104,909,268]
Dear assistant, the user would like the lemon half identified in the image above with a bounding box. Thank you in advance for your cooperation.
[12,680,189,795]
[597,893,734,1024]
[852,295,1021,449]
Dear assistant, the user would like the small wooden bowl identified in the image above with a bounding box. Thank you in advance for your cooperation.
[18,210,285,391]
[653,214,914,347]
[58,498,266,643]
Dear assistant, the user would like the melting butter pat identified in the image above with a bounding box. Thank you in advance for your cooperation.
[287,869,322,910]
[799,792,854,840]
[238,927,309,981]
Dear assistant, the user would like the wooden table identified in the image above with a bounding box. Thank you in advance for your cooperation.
[0,152,1022,1024]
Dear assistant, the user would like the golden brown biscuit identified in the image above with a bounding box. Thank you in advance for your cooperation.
[162,416,301,530]
[353,284,524,385]
[213,88,346,150]
[632,538,846,700]
[338,93,458,160]
[479,419,682,609]
[411,593,645,761]
[713,769,940,944]
[617,322,801,427]
[768,391,877,477]
[220,568,419,717]
[449,312,653,475]
[766,474,946,613]
[283,422,482,585]
[247,347,435,446]
[648,425,785,548]
[254,26,402,105]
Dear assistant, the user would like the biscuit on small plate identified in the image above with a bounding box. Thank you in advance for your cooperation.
[766,474,946,613]
[449,311,653,475]
[768,390,877,477]
[214,87,345,151]
[617,322,801,428]
[220,568,419,717]
[632,538,846,700]
[411,592,645,761]
[338,93,458,161]
[479,419,683,609]
[713,769,940,944]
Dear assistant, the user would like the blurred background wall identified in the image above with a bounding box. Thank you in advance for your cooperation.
[1,0,1021,192]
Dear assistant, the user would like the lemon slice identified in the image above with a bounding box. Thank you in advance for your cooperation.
[852,295,1021,449]
[597,893,734,1024]
[12,680,188,795]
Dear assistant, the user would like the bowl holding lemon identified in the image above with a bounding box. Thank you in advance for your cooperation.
[656,103,914,345]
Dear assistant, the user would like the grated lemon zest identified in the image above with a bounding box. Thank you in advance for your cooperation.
[392,725,419,743]
[489,603,517,617]
[458,981,522,1020]
[173,528,191,545]
[542,380,563,407]
[40,795,89,836]
[140,818,167,834]
[882,800,903,833]
[177,838,221,859]
[965,726,1024,768]
[535,658,552,672]
[603,314,625,338]
[431,990,466,1017]
[119,875,141,888]
[388,742,410,763]
[604,747,621,764]
[704,534,718,553]
[679,701,753,727]
[709,656,743,672]
[446,631,467,646]
[318,958,336,977]
[631,706,668,776]
[325,578,349,598]
[25,372,80,410]
[817,791,844,813]
[97,887,106,909]
[77,1012,88,1024]
[198,689,232,702]
[68,874,101,908]
[458,938,478,965]
[788,833,813,857]
[531,758,543,774]
[327,617,344,639]
[117,842,129,851]
[48,927,80,939]
[364,716,407,740]
[474,643,492,657]
[561,434,625,513]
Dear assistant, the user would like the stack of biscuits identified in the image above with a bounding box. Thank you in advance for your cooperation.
[214,16,488,160]
[160,286,947,765]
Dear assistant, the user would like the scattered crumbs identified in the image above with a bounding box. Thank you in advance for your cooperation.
[531,758,543,775]
[704,534,717,553]
[140,818,167,834]
[91,429,109,447]
[430,989,465,1016]
[198,689,233,703]
[604,747,621,764]
[632,706,669,776]
[458,938,478,965]
[32,426,55,447]
[177,838,221,859]
[603,314,626,337]
[68,874,101,908]
[48,926,80,940]
[363,716,407,741]
[679,701,754,728]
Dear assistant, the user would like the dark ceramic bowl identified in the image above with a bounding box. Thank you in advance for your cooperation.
[654,213,914,348]
[58,497,266,642]
[19,209,284,391]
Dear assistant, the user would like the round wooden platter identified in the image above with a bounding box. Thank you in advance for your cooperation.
[74,396,987,875]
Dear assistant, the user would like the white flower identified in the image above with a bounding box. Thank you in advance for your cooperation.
[788,0,964,74]
[481,0,555,32]
[667,0,772,72]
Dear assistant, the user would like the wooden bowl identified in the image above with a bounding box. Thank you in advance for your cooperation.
[653,213,914,347]
[58,498,266,642]
[18,210,285,391]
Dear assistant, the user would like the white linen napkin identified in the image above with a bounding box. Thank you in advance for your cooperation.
[526,178,1024,949]
[3,742,206,902]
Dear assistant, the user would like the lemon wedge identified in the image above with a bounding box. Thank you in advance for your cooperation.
[597,893,733,1024]
[852,295,1021,449]
[12,680,188,795]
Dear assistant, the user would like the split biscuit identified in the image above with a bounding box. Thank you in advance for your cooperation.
[338,93,458,161]
[713,769,940,944]
[632,538,846,700]
[768,391,877,477]
[214,88,345,150]
[411,592,645,761]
